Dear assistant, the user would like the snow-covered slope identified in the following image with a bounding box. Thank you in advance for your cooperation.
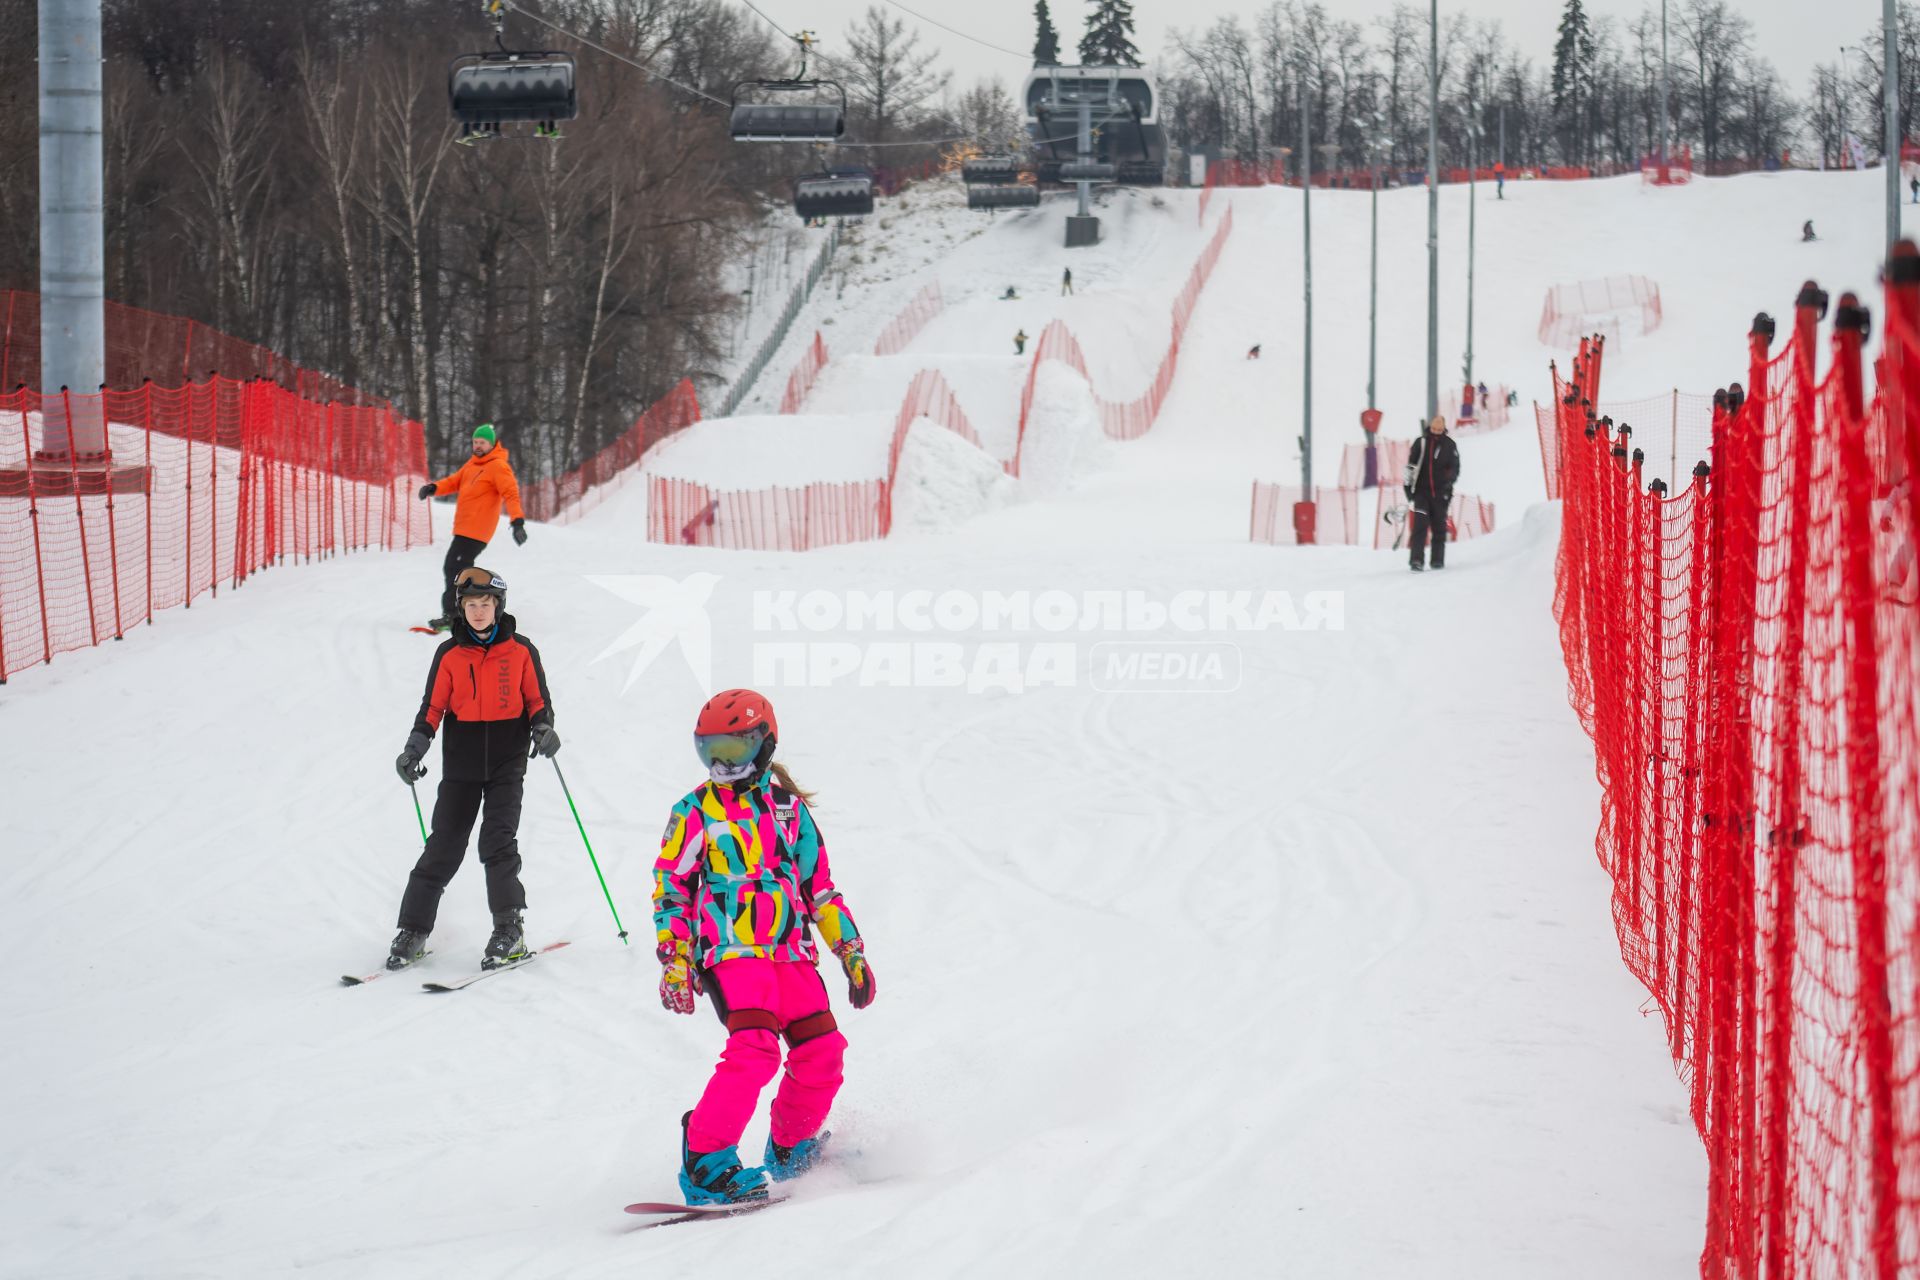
[2,167,1889,1278]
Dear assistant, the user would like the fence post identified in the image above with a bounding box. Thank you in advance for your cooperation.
[209,380,221,599]
[1833,290,1898,1280]
[143,380,153,624]
[100,387,124,640]
[184,378,197,607]
[18,396,52,665]
[61,387,99,646]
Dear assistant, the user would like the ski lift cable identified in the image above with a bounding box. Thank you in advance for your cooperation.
[732,0,1096,149]
[497,0,1088,152]
[877,0,1032,62]
[493,0,733,109]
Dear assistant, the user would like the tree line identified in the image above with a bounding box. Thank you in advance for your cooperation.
[1156,0,1920,178]
[0,0,986,480]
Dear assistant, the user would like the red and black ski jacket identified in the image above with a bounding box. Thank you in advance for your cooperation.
[412,612,553,782]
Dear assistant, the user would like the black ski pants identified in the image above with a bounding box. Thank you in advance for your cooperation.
[397,773,527,932]
[440,534,489,618]
[1409,493,1450,568]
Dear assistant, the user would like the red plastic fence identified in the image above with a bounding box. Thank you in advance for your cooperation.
[1248,483,1361,545]
[0,379,430,681]
[873,281,944,357]
[641,206,1236,550]
[1642,146,1696,186]
[649,474,886,549]
[1446,384,1512,435]
[1012,205,1235,472]
[1540,275,1663,349]
[0,291,383,406]
[521,378,701,524]
[1338,438,1413,490]
[1206,159,1618,189]
[778,332,830,414]
[1369,488,1495,550]
[1536,385,1721,501]
[1551,258,1920,1280]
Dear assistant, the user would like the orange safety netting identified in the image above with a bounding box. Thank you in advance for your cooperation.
[1011,204,1235,471]
[0,291,385,407]
[0,380,430,681]
[521,378,702,525]
[873,281,944,358]
[1551,253,1920,1278]
[778,332,831,414]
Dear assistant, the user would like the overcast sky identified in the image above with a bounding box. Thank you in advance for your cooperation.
[770,0,1886,103]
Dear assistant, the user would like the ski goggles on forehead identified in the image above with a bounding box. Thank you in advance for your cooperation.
[695,726,768,768]
[455,568,507,593]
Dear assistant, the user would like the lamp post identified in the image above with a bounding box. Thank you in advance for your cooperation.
[1465,101,1480,391]
[1425,0,1440,422]
[1886,0,1902,252]
[1301,81,1314,519]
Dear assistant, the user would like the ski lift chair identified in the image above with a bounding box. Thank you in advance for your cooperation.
[449,51,579,138]
[1059,161,1116,183]
[793,169,874,220]
[731,81,848,142]
[967,184,1040,210]
[963,154,1022,185]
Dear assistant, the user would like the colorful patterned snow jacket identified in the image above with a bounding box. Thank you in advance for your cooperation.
[652,772,860,968]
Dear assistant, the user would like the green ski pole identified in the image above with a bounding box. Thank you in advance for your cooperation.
[550,758,628,943]
[408,781,428,843]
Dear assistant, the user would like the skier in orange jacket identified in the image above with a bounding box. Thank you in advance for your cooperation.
[418,423,526,630]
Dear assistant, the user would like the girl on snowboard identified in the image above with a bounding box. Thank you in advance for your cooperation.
[652,689,875,1205]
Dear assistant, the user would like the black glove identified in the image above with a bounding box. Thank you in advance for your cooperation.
[511,518,528,546]
[528,714,560,759]
[417,483,435,500]
[395,730,431,784]
[1403,484,1414,502]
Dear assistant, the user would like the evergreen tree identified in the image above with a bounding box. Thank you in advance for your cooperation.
[1550,0,1595,163]
[1033,0,1061,65]
[1078,0,1140,67]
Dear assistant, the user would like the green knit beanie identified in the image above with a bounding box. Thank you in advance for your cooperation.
[472,422,497,446]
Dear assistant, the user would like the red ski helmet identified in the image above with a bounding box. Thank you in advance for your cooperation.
[694,689,777,783]
[695,688,777,738]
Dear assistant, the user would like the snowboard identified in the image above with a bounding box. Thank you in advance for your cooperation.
[624,1196,788,1228]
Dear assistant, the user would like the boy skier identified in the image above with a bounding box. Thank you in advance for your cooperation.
[389,568,560,970]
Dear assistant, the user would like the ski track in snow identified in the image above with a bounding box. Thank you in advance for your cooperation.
[3,169,1891,1277]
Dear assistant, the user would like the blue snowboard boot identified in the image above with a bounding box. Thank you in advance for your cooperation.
[679,1112,769,1206]
[763,1129,832,1183]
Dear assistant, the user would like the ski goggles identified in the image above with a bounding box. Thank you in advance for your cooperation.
[454,568,507,598]
[695,726,769,769]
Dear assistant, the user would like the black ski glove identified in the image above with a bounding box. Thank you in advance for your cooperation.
[511,518,528,546]
[396,730,431,784]
[417,483,435,500]
[528,714,560,759]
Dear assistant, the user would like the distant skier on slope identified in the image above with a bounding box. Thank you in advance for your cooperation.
[388,568,560,971]
[417,423,527,632]
[1803,220,1817,242]
[1061,266,1073,295]
[1404,414,1460,572]
[652,689,874,1206]
[1015,329,1029,355]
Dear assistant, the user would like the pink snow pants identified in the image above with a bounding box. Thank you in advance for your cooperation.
[686,957,847,1153]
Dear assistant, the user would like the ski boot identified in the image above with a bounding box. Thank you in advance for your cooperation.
[424,614,453,633]
[482,910,528,970]
[679,1112,769,1206]
[762,1129,832,1183]
[387,928,429,971]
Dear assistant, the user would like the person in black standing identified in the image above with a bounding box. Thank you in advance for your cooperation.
[1061,266,1073,295]
[1404,414,1460,572]
[388,568,561,970]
